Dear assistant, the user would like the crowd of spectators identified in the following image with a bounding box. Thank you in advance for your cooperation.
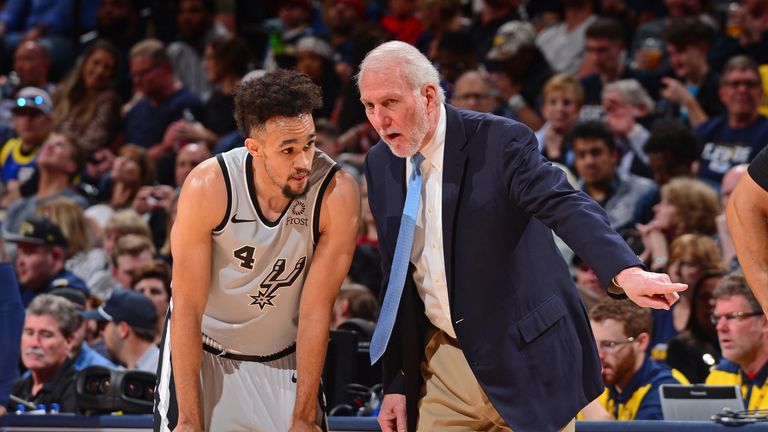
[1,0,768,422]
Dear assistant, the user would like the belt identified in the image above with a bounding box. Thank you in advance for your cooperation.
[202,342,296,362]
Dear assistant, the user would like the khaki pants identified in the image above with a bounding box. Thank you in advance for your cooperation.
[417,329,576,432]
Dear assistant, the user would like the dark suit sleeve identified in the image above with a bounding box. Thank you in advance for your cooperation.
[0,262,23,409]
[500,123,642,286]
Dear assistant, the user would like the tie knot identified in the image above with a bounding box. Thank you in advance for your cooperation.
[411,152,425,176]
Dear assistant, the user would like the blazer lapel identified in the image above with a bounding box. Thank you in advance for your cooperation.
[442,105,468,303]
[383,151,407,257]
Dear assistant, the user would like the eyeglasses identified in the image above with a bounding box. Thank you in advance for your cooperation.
[597,336,635,351]
[131,64,159,79]
[710,311,764,325]
[722,80,761,89]
[16,96,45,108]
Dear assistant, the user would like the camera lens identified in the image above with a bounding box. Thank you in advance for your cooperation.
[145,386,155,400]
[100,378,111,393]
[125,380,143,398]
[86,377,101,393]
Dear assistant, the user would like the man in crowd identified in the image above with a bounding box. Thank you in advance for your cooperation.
[450,70,499,114]
[6,294,80,413]
[706,272,768,409]
[5,215,89,306]
[111,234,155,289]
[0,87,54,207]
[660,17,723,127]
[580,17,658,120]
[581,298,689,420]
[696,55,768,188]
[569,120,657,232]
[85,289,159,373]
[2,133,88,236]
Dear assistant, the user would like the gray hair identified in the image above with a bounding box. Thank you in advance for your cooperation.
[712,272,763,313]
[27,294,80,339]
[356,41,445,103]
[603,79,655,113]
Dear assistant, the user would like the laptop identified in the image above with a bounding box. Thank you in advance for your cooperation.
[660,384,745,421]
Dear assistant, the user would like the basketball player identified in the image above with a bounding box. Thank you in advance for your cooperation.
[154,69,361,431]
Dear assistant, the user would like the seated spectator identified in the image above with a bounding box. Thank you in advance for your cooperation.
[659,18,722,128]
[666,271,725,383]
[5,215,89,306]
[131,260,171,345]
[2,133,88,236]
[601,79,654,179]
[123,38,204,160]
[696,55,768,188]
[52,39,123,152]
[112,234,156,289]
[449,69,499,114]
[330,283,378,337]
[653,234,726,361]
[262,0,315,71]
[580,298,689,420]
[534,0,596,75]
[569,120,657,232]
[535,74,584,169]
[0,41,53,141]
[6,294,81,413]
[0,233,24,416]
[168,36,251,150]
[295,36,340,119]
[432,31,479,97]
[0,87,54,208]
[416,0,468,59]
[580,17,658,120]
[97,209,152,258]
[485,21,551,130]
[35,198,116,301]
[643,119,699,187]
[706,272,768,409]
[48,286,116,371]
[84,289,159,373]
[97,144,155,213]
[166,0,228,102]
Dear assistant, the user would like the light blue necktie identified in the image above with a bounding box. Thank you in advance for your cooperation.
[370,152,425,364]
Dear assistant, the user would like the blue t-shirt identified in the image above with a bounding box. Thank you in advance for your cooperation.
[123,87,204,148]
[695,114,768,187]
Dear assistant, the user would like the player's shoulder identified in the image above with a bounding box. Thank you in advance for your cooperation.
[182,156,226,193]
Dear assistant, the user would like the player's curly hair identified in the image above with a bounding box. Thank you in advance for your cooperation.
[234,69,322,137]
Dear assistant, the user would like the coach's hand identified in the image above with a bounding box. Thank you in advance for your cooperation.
[288,418,321,432]
[616,266,687,310]
[378,393,407,432]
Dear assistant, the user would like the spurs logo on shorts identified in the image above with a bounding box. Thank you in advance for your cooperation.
[250,257,307,309]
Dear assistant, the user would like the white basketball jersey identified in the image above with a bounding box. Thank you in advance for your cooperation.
[202,147,338,355]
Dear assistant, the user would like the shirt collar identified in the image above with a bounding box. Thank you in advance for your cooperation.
[418,103,446,173]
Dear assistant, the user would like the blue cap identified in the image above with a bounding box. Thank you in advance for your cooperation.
[82,289,157,331]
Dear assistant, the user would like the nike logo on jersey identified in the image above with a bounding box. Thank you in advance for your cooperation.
[231,214,259,223]
[291,373,297,383]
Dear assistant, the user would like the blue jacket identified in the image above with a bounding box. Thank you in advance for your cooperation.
[364,105,641,431]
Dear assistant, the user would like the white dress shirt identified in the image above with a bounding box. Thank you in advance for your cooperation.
[407,104,455,338]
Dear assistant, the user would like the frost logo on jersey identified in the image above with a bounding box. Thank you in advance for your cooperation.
[287,200,308,226]
[250,256,307,309]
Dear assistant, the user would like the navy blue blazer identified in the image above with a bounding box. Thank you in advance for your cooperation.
[363,105,643,431]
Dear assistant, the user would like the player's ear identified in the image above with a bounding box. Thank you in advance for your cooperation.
[245,136,262,158]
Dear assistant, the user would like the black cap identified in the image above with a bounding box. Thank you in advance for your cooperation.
[5,215,68,248]
[82,289,157,331]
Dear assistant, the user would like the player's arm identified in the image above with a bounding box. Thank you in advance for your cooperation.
[727,171,768,315]
[168,158,227,431]
[291,170,360,430]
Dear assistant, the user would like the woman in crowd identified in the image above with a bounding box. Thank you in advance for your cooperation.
[535,73,584,169]
[666,271,725,382]
[52,40,122,152]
